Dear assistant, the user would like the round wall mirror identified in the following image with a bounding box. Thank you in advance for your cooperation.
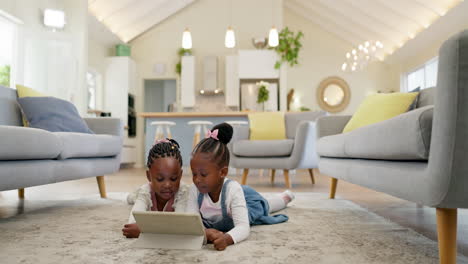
[316,76,350,113]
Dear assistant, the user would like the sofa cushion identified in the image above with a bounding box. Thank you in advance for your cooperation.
[417,87,434,108]
[318,106,433,160]
[343,92,418,133]
[54,132,122,160]
[285,111,326,139]
[0,85,22,126]
[0,126,61,160]
[18,96,94,134]
[233,139,294,157]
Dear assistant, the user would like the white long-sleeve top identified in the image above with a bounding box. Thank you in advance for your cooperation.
[186,179,250,244]
[127,183,190,223]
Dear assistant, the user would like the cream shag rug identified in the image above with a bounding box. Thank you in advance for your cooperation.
[1,193,466,264]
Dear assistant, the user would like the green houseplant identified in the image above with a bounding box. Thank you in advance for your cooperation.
[256,81,269,111]
[175,48,192,75]
[0,65,10,87]
[271,27,304,69]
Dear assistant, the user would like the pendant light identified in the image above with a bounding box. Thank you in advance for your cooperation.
[225,26,236,48]
[181,27,192,49]
[225,0,235,48]
[268,27,279,47]
[268,0,278,47]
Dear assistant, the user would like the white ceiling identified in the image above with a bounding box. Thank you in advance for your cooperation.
[88,0,196,43]
[88,0,464,60]
[284,0,463,60]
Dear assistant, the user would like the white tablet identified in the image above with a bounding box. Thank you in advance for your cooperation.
[131,211,205,250]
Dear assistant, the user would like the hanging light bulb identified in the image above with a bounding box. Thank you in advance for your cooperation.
[225,26,236,48]
[268,26,279,47]
[182,28,192,49]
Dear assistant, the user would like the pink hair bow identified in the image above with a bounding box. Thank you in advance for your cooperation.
[206,129,219,140]
[154,138,170,145]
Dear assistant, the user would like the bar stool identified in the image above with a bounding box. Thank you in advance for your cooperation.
[188,120,213,148]
[150,121,176,144]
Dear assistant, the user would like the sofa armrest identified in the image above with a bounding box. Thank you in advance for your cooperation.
[83,117,123,137]
[316,115,352,138]
[287,121,319,169]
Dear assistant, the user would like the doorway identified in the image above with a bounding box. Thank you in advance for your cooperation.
[144,79,177,112]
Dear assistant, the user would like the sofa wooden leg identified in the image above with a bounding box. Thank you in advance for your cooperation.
[329,178,338,199]
[241,169,249,185]
[283,170,291,188]
[437,208,457,264]
[270,169,276,184]
[96,176,107,198]
[308,169,316,184]
[18,188,25,199]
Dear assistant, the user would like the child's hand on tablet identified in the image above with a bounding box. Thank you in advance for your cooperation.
[205,228,223,243]
[122,223,141,238]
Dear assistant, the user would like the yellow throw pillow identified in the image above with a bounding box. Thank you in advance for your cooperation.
[16,84,46,98]
[16,84,47,126]
[343,92,418,133]
[248,112,286,140]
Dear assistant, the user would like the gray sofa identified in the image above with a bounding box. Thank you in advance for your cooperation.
[316,30,468,264]
[229,111,326,188]
[0,85,122,198]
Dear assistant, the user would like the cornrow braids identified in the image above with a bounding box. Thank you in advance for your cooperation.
[192,123,233,168]
[147,138,183,168]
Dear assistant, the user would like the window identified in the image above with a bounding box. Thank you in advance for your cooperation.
[86,69,103,110]
[0,12,18,87]
[403,57,438,92]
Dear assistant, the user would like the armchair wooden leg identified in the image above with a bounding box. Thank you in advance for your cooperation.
[18,188,24,199]
[241,169,249,185]
[283,170,291,188]
[437,208,457,264]
[330,178,338,199]
[308,169,316,184]
[96,176,107,198]
[270,169,276,184]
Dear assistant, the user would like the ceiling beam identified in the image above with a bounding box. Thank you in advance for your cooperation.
[412,0,446,16]
[89,0,134,23]
[373,0,431,28]
[313,0,402,47]
[292,0,398,54]
[285,1,363,47]
[121,0,196,43]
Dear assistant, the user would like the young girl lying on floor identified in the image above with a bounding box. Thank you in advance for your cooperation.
[187,123,294,251]
[122,138,189,238]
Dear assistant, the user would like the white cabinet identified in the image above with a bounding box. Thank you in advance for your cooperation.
[104,56,137,164]
[181,56,195,107]
[225,55,239,107]
[104,57,136,125]
[238,50,279,79]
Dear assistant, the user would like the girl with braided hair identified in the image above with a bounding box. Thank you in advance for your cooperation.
[187,123,294,251]
[122,138,190,238]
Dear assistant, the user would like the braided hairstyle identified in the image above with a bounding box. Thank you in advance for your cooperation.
[192,123,233,168]
[147,138,183,168]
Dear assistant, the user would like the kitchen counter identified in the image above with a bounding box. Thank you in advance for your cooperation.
[141,112,249,166]
[139,111,249,118]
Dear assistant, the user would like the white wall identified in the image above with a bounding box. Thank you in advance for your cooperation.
[0,0,88,114]
[284,8,399,115]
[88,14,123,111]
[130,0,283,167]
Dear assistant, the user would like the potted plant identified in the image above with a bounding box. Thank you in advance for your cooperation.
[256,81,269,111]
[175,48,192,75]
[271,27,303,69]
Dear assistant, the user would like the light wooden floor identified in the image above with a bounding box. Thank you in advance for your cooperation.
[1,167,468,257]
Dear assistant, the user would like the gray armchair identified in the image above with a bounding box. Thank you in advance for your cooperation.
[316,30,468,264]
[229,111,326,188]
